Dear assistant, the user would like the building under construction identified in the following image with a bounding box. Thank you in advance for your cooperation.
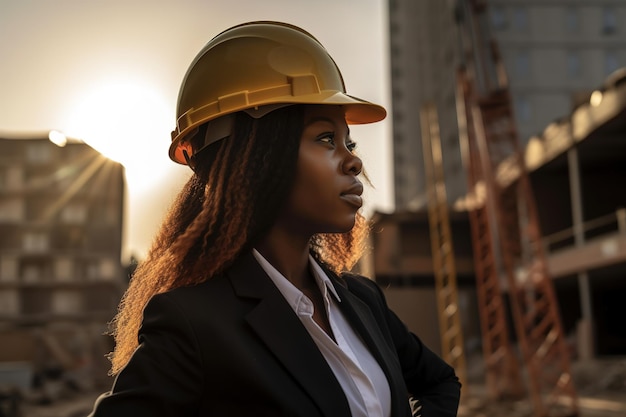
[379,0,625,416]
[0,135,125,400]
[381,0,626,359]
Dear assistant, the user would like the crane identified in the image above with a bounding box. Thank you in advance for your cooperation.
[455,0,579,415]
[456,66,525,403]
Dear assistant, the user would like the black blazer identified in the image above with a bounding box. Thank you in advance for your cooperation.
[89,252,460,416]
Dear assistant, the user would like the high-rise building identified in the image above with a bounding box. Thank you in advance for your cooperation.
[388,0,465,209]
[388,0,626,209]
[0,135,125,387]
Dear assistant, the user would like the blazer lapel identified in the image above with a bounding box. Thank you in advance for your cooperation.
[331,275,410,417]
[227,252,352,417]
[333,283,399,376]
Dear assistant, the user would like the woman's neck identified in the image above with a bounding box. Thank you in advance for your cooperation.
[255,229,313,290]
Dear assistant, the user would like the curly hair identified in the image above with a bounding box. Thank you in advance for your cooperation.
[108,105,370,375]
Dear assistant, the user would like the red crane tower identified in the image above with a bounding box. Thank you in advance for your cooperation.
[455,0,579,415]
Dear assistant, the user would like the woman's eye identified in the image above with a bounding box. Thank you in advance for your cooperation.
[317,133,335,146]
[347,141,357,152]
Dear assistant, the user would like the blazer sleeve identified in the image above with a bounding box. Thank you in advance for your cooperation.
[346,275,461,417]
[87,292,204,417]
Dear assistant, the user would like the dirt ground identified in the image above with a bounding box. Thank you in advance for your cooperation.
[458,357,626,417]
[11,357,626,417]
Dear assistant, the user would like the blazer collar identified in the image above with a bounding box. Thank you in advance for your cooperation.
[226,251,352,417]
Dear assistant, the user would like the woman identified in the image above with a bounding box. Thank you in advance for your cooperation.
[89,21,460,417]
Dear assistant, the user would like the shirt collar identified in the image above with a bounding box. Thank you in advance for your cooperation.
[252,249,341,312]
[309,255,341,302]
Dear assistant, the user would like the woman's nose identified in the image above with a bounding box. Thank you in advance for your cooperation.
[343,153,363,176]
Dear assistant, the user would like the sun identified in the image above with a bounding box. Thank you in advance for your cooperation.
[63,78,176,194]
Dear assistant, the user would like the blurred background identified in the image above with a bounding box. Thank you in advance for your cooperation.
[0,0,624,416]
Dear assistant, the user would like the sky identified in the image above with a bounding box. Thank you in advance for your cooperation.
[0,0,393,261]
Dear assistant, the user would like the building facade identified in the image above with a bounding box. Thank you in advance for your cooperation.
[388,0,626,209]
[383,0,626,360]
[388,0,465,209]
[0,136,125,388]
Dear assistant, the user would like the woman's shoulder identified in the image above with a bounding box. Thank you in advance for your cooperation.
[339,272,379,290]
[149,274,233,314]
[337,272,386,304]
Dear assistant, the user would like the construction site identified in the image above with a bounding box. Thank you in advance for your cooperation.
[1,0,625,416]
[373,0,626,416]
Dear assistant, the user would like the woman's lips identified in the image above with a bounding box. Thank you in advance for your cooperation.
[340,194,363,207]
[340,182,364,207]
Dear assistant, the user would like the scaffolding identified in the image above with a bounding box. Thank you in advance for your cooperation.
[420,103,468,391]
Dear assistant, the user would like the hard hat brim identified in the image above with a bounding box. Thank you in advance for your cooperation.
[169,93,386,165]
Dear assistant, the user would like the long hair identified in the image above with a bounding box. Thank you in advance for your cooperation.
[108,105,369,375]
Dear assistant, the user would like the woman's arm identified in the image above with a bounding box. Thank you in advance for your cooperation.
[88,293,204,417]
[347,275,461,417]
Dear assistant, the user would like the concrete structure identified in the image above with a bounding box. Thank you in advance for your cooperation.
[524,69,626,357]
[383,0,626,359]
[0,135,125,390]
[374,68,626,357]
[387,0,626,209]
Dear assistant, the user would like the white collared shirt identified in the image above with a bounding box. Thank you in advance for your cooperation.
[252,249,391,417]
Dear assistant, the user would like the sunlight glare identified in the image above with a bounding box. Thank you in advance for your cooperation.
[65,79,174,194]
[48,130,68,147]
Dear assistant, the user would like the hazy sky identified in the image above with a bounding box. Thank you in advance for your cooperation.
[0,0,393,260]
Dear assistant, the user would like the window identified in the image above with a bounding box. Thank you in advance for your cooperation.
[85,261,100,281]
[52,290,81,314]
[55,174,74,192]
[103,204,119,225]
[602,7,616,34]
[514,96,531,122]
[515,50,530,77]
[395,173,406,188]
[52,226,84,250]
[22,232,48,252]
[21,261,46,283]
[61,204,87,224]
[391,65,403,79]
[565,7,579,33]
[389,0,399,14]
[0,256,18,282]
[392,86,404,101]
[395,151,405,166]
[0,290,20,315]
[0,198,24,222]
[491,6,507,30]
[100,258,117,280]
[0,166,22,191]
[567,51,581,77]
[605,51,619,75]
[26,143,52,164]
[512,7,529,31]
[393,109,404,123]
[390,43,401,59]
[54,258,73,282]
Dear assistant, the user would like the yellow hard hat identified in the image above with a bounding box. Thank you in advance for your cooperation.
[169,21,387,165]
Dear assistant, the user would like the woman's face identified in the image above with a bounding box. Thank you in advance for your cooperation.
[280,105,364,236]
